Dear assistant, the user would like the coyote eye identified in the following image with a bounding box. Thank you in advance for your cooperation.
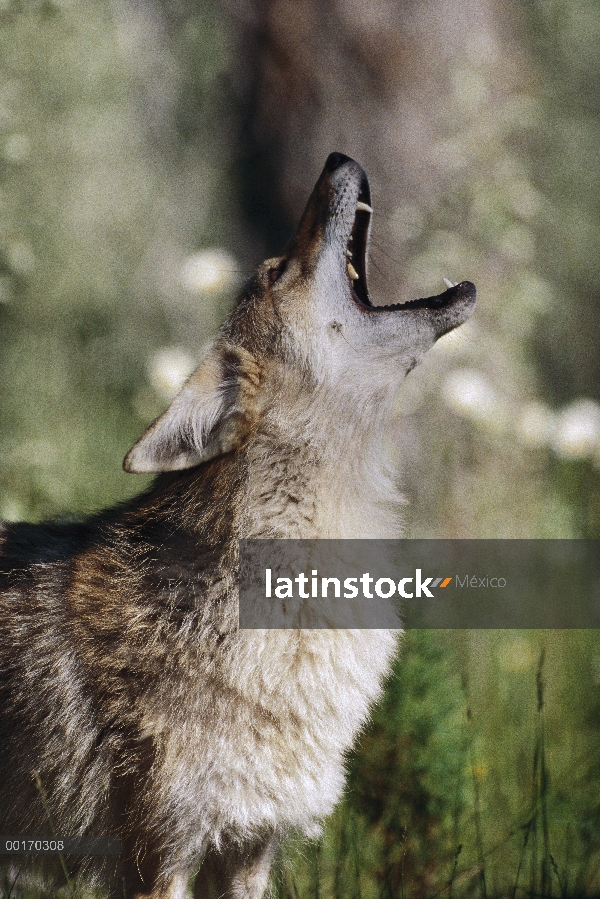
[268,260,287,283]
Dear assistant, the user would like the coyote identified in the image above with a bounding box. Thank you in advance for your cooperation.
[0,153,475,899]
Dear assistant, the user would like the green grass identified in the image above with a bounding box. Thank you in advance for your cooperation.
[272,631,600,899]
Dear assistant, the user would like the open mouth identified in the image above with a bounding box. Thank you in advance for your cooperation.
[345,181,475,313]
[345,174,373,307]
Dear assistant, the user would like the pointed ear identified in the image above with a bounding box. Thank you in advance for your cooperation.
[123,342,260,473]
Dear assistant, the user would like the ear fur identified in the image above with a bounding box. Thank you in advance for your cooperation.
[123,342,260,473]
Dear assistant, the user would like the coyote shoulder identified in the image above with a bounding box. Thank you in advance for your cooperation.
[0,153,475,899]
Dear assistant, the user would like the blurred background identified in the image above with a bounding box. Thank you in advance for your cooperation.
[0,0,599,896]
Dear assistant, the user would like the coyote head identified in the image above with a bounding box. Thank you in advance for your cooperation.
[124,153,475,475]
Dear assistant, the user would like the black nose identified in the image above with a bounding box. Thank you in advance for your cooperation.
[324,152,354,172]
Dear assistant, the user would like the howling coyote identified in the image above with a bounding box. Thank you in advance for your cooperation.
[0,153,475,899]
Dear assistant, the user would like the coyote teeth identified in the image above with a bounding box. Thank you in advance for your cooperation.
[347,262,359,280]
[356,201,373,213]
[443,278,454,289]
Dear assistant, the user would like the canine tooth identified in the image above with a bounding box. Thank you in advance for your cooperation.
[443,278,454,289]
[346,249,353,259]
[356,201,373,213]
[347,262,359,281]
